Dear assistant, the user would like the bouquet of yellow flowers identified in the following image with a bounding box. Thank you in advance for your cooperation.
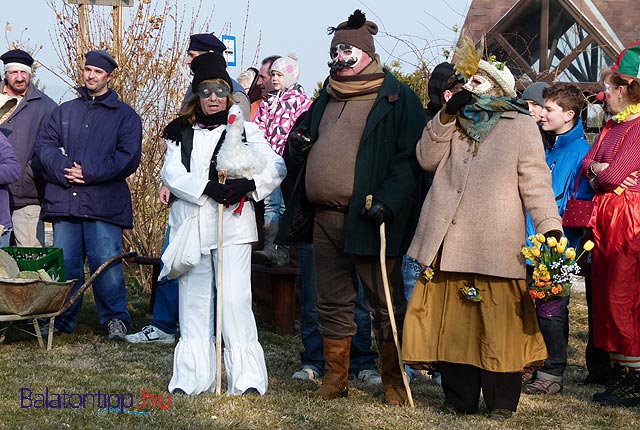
[521,233,594,302]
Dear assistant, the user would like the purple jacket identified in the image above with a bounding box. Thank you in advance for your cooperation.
[0,131,21,229]
[1,81,57,209]
[34,87,141,228]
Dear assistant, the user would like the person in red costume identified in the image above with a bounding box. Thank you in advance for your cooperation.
[582,41,640,407]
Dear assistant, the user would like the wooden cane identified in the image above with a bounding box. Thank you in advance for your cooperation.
[365,195,414,408]
[215,169,227,395]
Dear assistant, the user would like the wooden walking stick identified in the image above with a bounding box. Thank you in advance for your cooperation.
[365,195,414,407]
[215,169,227,395]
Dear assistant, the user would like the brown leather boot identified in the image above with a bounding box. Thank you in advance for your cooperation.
[311,337,351,400]
[378,339,408,406]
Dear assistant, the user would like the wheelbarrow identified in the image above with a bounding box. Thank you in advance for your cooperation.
[0,251,137,350]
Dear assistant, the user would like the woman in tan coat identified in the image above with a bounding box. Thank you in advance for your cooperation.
[403,48,562,420]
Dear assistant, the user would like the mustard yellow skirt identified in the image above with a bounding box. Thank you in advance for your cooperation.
[402,270,547,373]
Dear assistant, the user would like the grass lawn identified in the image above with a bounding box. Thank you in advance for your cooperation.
[0,278,639,430]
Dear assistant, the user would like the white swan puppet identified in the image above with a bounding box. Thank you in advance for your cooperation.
[216,104,266,214]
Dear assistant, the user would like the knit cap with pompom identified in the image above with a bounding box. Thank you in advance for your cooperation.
[271,53,300,90]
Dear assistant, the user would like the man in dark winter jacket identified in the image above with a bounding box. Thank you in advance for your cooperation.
[35,50,142,341]
[0,49,57,246]
[283,10,426,406]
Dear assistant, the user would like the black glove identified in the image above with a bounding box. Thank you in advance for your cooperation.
[226,178,256,205]
[361,200,393,227]
[288,127,312,163]
[203,181,227,204]
[444,88,473,115]
[544,229,563,242]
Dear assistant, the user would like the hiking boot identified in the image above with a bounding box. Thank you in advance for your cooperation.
[523,378,562,395]
[355,369,382,385]
[292,367,320,381]
[107,318,127,341]
[0,322,6,345]
[253,223,289,267]
[125,325,175,344]
[37,320,59,338]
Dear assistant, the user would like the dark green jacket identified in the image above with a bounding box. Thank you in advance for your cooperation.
[280,70,426,257]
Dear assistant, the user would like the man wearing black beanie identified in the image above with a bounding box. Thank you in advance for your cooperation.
[34,49,142,341]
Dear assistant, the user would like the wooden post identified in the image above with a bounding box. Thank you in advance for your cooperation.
[111,1,124,66]
[77,4,90,60]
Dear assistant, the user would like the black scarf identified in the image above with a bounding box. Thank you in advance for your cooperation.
[195,105,228,128]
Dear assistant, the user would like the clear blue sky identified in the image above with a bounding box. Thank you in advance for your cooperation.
[4,0,470,103]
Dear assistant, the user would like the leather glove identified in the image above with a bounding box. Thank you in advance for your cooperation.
[226,178,256,205]
[440,89,473,124]
[361,200,393,227]
[544,229,563,242]
[288,127,312,163]
[203,180,227,204]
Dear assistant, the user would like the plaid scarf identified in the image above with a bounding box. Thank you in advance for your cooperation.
[457,94,529,155]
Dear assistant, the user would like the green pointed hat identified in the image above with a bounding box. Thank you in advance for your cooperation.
[612,41,640,81]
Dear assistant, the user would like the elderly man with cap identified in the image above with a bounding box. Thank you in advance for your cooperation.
[0,48,57,247]
[281,10,426,406]
[34,49,142,341]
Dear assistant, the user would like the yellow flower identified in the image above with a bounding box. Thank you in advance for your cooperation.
[547,237,558,247]
[536,233,546,243]
[532,248,541,257]
[583,240,595,252]
[556,242,566,254]
[559,237,568,247]
[565,248,576,260]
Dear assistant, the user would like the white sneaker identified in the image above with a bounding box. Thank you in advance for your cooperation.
[356,369,382,385]
[125,325,175,344]
[292,367,319,380]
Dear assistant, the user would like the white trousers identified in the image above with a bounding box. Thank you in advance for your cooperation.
[11,205,41,247]
[168,243,268,395]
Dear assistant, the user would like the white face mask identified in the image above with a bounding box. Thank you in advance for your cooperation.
[328,44,364,73]
[463,73,492,95]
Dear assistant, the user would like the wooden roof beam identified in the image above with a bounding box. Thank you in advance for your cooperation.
[492,33,539,81]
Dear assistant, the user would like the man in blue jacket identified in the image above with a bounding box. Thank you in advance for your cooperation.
[0,49,57,246]
[34,50,142,340]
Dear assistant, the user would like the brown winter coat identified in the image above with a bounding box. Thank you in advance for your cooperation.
[407,111,562,279]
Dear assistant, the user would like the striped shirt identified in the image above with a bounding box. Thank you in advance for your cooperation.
[582,117,640,192]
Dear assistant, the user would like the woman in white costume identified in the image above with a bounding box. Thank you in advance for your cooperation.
[160,52,286,396]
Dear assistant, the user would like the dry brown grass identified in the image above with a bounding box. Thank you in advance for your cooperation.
[0,287,639,430]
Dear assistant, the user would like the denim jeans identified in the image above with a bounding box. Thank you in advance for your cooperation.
[297,243,377,376]
[536,295,570,380]
[401,255,421,381]
[53,219,130,333]
[0,230,10,247]
[150,225,179,334]
[263,186,285,226]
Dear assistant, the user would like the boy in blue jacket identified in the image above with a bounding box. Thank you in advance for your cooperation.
[524,82,594,394]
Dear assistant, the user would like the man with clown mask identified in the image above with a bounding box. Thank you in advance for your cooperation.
[281,9,426,406]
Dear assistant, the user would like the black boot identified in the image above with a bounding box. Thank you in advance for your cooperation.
[593,364,640,407]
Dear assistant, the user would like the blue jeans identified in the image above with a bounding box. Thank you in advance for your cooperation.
[150,226,179,334]
[536,295,570,380]
[53,219,130,333]
[263,186,285,226]
[0,230,10,247]
[297,243,377,376]
[401,255,421,381]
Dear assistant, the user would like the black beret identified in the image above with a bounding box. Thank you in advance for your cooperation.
[191,52,233,93]
[85,50,118,74]
[188,33,226,54]
[0,49,34,67]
